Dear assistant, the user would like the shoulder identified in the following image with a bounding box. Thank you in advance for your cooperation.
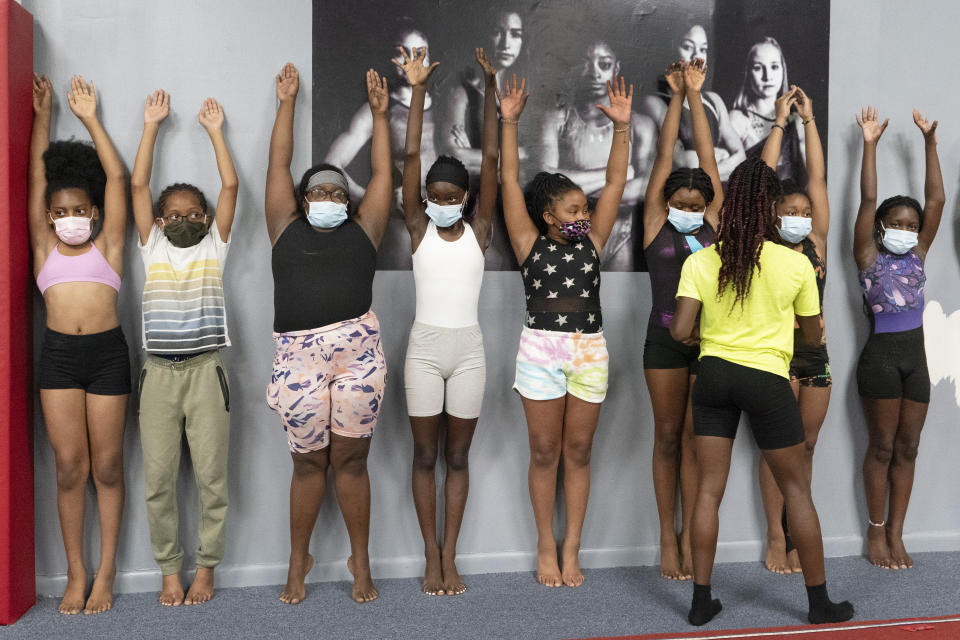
[702,91,727,114]
[728,108,749,129]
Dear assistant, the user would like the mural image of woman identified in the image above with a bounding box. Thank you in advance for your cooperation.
[324,22,437,269]
[640,24,745,182]
[729,37,807,186]
[540,40,657,270]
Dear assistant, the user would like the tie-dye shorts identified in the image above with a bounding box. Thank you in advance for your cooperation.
[266,311,387,453]
[513,326,608,403]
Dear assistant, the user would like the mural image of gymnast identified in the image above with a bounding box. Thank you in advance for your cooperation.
[265,63,392,605]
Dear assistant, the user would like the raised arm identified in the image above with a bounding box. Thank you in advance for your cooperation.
[354,69,393,249]
[796,87,828,247]
[685,59,724,224]
[397,46,440,244]
[67,76,126,250]
[131,90,169,245]
[198,98,238,241]
[761,88,796,169]
[853,106,888,269]
[29,74,54,256]
[643,62,685,246]
[265,63,300,244]
[497,74,538,262]
[474,47,500,250]
[913,109,944,256]
[589,76,633,252]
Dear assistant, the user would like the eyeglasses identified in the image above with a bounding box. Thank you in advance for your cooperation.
[306,186,349,204]
[162,212,207,225]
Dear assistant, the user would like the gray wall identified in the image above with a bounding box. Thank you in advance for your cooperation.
[26,0,960,595]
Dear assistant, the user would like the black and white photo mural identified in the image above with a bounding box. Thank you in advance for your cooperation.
[313,0,829,271]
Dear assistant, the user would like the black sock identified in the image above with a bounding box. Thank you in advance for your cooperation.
[806,583,854,624]
[782,506,795,553]
[688,583,722,626]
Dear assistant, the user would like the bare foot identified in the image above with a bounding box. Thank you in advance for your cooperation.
[679,531,694,580]
[347,556,378,603]
[441,551,466,596]
[560,542,584,588]
[280,553,314,604]
[764,536,791,574]
[866,524,891,568]
[184,567,215,605]
[159,574,185,607]
[422,546,444,595]
[786,548,802,573]
[886,529,913,570]
[536,542,562,587]
[84,567,115,614]
[659,535,688,580]
[59,570,87,615]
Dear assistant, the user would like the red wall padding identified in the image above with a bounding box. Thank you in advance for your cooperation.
[0,0,35,625]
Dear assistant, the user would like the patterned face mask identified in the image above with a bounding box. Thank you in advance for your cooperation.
[559,218,591,240]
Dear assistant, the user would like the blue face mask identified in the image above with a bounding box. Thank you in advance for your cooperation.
[307,201,348,228]
[778,215,812,244]
[667,207,704,234]
[880,222,918,255]
[424,199,464,228]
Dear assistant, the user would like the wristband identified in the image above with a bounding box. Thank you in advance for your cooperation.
[802,116,816,125]
[501,118,518,125]
[614,125,630,133]
[771,123,786,133]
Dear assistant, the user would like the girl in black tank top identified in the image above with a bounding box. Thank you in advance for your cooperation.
[263,62,393,605]
[499,73,633,587]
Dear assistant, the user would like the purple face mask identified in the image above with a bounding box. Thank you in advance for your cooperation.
[560,218,591,240]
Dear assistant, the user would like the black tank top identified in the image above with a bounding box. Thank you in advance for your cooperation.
[646,220,716,328]
[272,217,377,332]
[521,234,602,333]
[793,237,827,353]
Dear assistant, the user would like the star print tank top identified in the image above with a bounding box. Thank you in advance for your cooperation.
[521,234,602,333]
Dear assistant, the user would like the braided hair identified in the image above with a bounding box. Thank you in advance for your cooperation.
[43,140,106,209]
[664,167,715,205]
[716,157,781,308]
[876,195,923,229]
[523,172,581,234]
[156,183,209,219]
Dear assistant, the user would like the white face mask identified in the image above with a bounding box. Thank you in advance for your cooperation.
[306,201,348,228]
[880,222,918,255]
[52,216,92,245]
[778,216,812,244]
[667,207,704,234]
[424,199,465,228]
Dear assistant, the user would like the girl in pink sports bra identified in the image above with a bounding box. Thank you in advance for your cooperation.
[29,74,129,616]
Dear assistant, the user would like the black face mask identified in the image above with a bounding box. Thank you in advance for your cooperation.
[163,220,209,248]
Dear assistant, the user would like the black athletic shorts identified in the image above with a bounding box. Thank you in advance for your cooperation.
[856,327,929,403]
[692,356,804,450]
[790,343,832,388]
[643,323,700,373]
[39,326,132,395]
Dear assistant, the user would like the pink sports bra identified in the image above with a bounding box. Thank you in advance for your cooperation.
[36,243,122,295]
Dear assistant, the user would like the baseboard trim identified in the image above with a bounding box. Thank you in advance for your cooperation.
[35,530,960,597]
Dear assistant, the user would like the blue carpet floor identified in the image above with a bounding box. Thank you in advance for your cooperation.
[4,552,960,640]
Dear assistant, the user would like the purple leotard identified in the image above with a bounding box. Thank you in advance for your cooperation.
[646,221,716,328]
[858,250,925,334]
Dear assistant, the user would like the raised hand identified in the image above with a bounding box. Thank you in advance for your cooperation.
[665,60,685,94]
[912,109,938,143]
[774,87,798,125]
[795,86,814,122]
[198,97,224,131]
[67,75,97,123]
[366,69,389,115]
[856,106,889,145]
[144,90,170,125]
[33,73,52,114]
[495,74,528,121]
[596,76,633,126]
[392,46,438,87]
[475,47,496,78]
[684,58,707,93]
[276,62,299,103]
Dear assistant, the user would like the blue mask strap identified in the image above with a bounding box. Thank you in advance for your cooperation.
[685,235,704,253]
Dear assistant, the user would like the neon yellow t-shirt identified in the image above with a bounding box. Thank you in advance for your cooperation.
[676,241,820,378]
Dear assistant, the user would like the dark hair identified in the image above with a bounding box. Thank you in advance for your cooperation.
[523,172,581,234]
[664,168,715,205]
[296,163,350,216]
[716,157,781,308]
[876,195,923,229]
[425,154,469,190]
[43,140,106,209]
[156,183,209,219]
